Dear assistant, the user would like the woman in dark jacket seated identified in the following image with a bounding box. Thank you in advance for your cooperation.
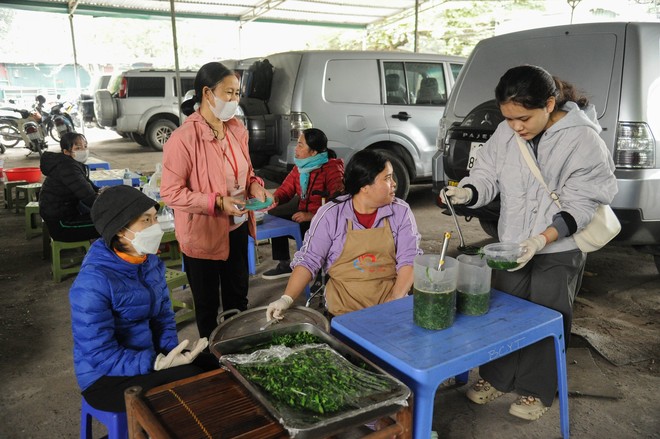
[39,132,100,241]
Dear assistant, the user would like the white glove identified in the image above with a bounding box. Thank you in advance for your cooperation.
[266,295,294,321]
[153,338,208,371]
[510,235,547,271]
[442,186,473,205]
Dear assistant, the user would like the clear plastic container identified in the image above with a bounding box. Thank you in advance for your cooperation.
[157,205,175,231]
[413,255,458,330]
[482,242,524,270]
[456,254,492,316]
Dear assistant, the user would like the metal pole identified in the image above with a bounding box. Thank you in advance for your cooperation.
[170,0,183,124]
[414,0,419,53]
[68,5,84,134]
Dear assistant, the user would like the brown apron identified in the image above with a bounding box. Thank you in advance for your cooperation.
[326,218,397,316]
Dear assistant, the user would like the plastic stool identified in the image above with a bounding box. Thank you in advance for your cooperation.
[80,396,128,439]
[24,201,42,239]
[158,230,182,268]
[51,239,91,282]
[14,182,42,213]
[3,180,27,209]
[165,268,195,324]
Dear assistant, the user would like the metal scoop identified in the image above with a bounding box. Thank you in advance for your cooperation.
[441,187,481,255]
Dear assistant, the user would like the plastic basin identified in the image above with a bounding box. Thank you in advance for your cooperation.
[5,167,42,183]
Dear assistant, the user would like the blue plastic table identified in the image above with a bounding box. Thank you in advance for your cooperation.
[248,214,309,297]
[331,290,569,439]
[84,157,111,171]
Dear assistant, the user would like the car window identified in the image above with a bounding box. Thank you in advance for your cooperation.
[450,63,463,81]
[383,62,408,104]
[127,77,165,97]
[384,61,448,106]
[174,77,195,97]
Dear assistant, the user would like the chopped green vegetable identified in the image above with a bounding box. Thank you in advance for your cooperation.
[232,345,393,415]
[271,332,322,347]
[457,290,490,316]
[413,287,456,330]
[486,259,519,270]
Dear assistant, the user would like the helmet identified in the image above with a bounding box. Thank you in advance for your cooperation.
[36,95,46,105]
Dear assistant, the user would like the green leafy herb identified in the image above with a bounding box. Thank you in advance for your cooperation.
[457,290,490,315]
[233,346,392,414]
[486,259,519,270]
[413,287,456,330]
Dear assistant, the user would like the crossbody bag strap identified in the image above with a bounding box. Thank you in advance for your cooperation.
[515,134,562,209]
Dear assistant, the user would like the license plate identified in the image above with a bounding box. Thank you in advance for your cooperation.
[467,141,484,170]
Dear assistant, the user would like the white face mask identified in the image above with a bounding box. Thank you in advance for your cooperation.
[73,149,89,163]
[208,95,238,121]
[126,223,164,255]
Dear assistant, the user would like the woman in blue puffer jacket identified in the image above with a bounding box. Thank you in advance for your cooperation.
[70,185,214,412]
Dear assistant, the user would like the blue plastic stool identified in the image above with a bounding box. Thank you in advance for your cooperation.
[80,396,128,439]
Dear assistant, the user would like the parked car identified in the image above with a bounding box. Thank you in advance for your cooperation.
[78,74,111,128]
[94,69,196,150]
[230,50,465,199]
[432,22,660,271]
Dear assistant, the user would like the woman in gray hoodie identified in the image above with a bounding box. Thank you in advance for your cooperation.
[444,65,618,420]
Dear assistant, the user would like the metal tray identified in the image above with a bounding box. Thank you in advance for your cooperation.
[212,323,411,438]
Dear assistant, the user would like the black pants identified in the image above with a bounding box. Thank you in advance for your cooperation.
[45,216,99,242]
[82,352,218,412]
[479,250,586,407]
[183,222,249,339]
[270,215,310,261]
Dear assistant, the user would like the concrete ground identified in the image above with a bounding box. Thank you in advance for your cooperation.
[0,128,658,438]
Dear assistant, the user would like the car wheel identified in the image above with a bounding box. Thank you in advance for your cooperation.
[478,218,499,239]
[129,132,150,147]
[0,124,20,148]
[147,119,177,151]
[376,149,410,200]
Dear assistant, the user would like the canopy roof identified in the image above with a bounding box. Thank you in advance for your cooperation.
[2,0,421,28]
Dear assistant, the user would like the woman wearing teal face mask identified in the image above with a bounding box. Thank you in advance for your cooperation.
[39,132,100,242]
[262,128,345,280]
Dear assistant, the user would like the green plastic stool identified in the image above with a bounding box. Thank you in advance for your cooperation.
[165,268,195,324]
[3,180,28,209]
[24,201,42,239]
[51,238,91,282]
[15,183,42,214]
[158,230,182,268]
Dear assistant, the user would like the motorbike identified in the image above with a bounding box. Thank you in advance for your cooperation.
[48,102,76,142]
[0,108,48,156]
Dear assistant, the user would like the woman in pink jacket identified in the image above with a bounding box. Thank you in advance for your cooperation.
[161,62,271,339]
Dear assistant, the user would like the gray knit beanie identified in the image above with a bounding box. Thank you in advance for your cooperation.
[91,185,160,246]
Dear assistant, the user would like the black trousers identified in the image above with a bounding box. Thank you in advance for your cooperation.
[45,216,100,242]
[479,250,586,407]
[82,352,218,412]
[183,222,249,339]
[270,214,310,261]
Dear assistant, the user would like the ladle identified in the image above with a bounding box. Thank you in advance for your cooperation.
[441,187,482,255]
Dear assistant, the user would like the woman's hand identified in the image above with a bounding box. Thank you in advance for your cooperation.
[292,211,313,223]
[249,181,272,202]
[216,194,246,216]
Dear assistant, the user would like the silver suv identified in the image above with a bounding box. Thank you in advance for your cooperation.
[432,22,660,271]
[94,69,196,150]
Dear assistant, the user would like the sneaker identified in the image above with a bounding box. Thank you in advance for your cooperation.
[466,379,505,404]
[262,261,293,280]
[508,395,549,420]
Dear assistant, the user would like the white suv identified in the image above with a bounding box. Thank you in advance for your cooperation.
[94,69,196,150]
